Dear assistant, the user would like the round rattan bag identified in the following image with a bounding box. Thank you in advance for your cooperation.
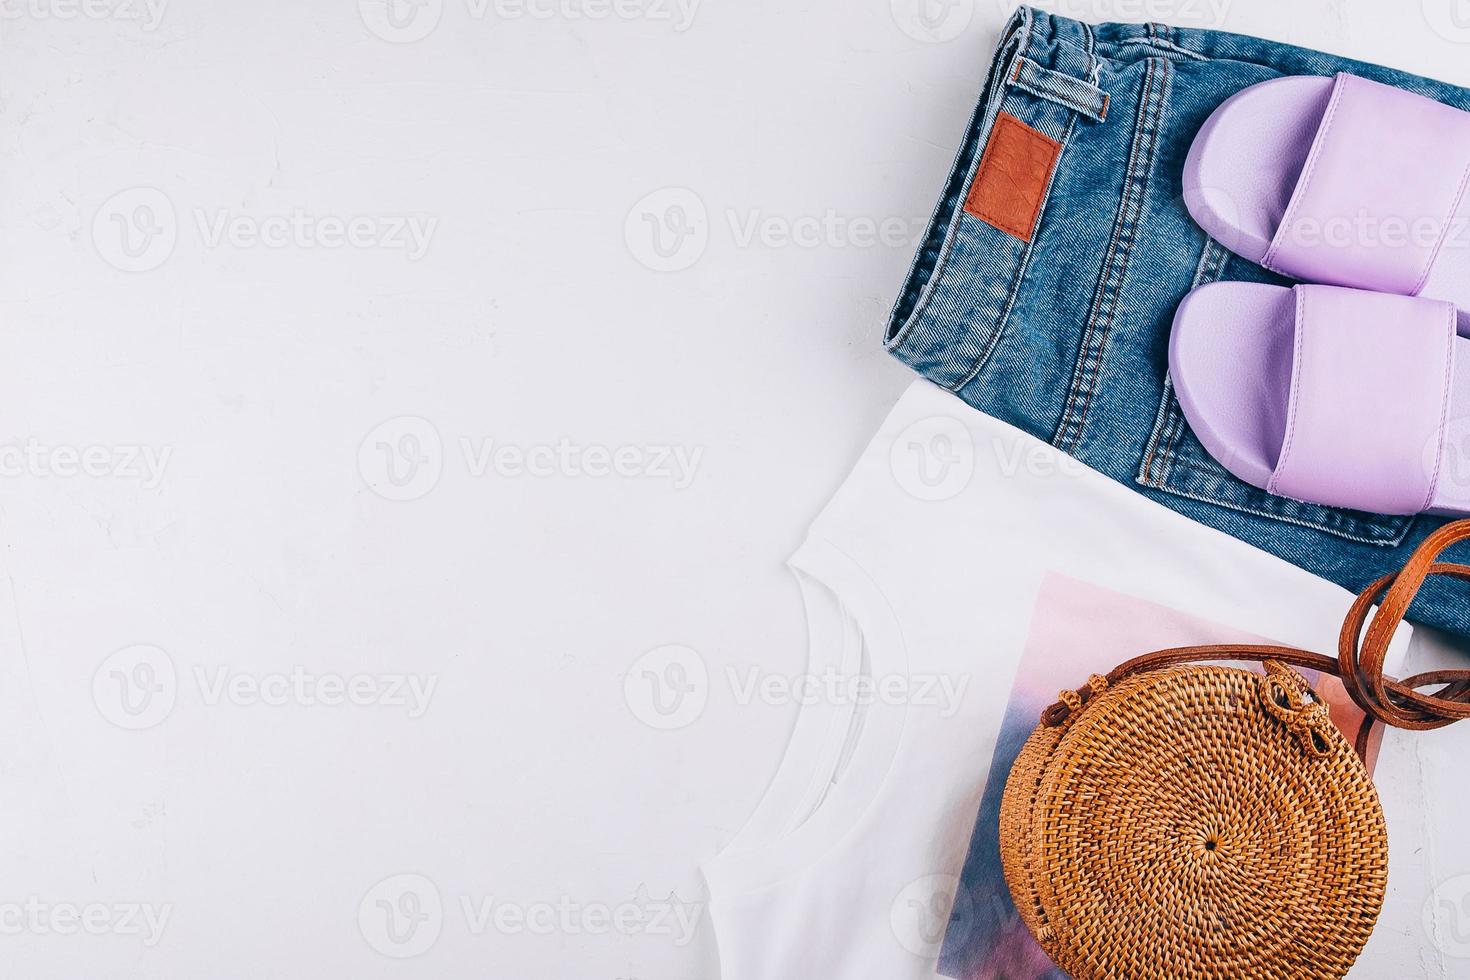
[998,521,1470,980]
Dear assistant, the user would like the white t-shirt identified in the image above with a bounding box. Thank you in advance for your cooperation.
[702,380,1437,980]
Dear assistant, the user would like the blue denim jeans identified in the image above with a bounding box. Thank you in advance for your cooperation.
[888,6,1470,641]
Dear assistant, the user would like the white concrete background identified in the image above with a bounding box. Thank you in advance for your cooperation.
[3,0,1470,977]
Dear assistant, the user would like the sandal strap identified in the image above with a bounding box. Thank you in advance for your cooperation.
[1264,72,1470,296]
[1268,285,1457,515]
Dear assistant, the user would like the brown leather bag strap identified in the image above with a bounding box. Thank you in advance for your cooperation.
[1336,520,1470,731]
[1042,520,1470,759]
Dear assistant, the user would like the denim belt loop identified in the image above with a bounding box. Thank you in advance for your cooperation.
[1010,58,1110,124]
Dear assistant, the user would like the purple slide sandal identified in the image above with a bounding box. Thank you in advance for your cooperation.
[1170,282,1470,516]
[1184,73,1470,316]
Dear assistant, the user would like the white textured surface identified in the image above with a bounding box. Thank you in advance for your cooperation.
[2,1,1470,977]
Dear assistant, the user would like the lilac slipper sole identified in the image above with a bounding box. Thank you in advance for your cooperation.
[1170,281,1470,516]
[1183,74,1470,322]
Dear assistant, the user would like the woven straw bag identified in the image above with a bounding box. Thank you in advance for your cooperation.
[999,521,1470,980]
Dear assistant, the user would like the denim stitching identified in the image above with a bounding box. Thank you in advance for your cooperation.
[1011,51,1110,123]
[1156,380,1192,477]
[1140,239,1223,485]
[1140,225,1228,484]
[950,27,1096,387]
[1160,456,1411,539]
[1063,57,1171,448]
[1157,241,1232,473]
[1055,54,1171,455]
[1011,73,1107,123]
[1140,376,1182,485]
[954,111,1081,392]
[885,14,1033,354]
[1115,37,1208,62]
[1142,469,1411,546]
[1145,388,1186,485]
[1053,60,1152,449]
[1138,22,1208,62]
[1152,456,1411,542]
[884,137,981,354]
[1159,403,1187,479]
[1155,239,1231,475]
[1083,23,1108,118]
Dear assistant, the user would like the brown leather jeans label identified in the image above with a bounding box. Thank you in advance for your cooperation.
[963,112,1061,243]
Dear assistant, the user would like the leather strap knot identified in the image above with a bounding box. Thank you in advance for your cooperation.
[1044,674,1113,727]
[1258,661,1333,757]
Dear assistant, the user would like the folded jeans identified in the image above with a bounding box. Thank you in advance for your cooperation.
[887,5,1470,642]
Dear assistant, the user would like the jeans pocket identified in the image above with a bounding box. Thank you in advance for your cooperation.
[1138,379,1411,545]
[887,10,1111,392]
[1135,242,1414,547]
